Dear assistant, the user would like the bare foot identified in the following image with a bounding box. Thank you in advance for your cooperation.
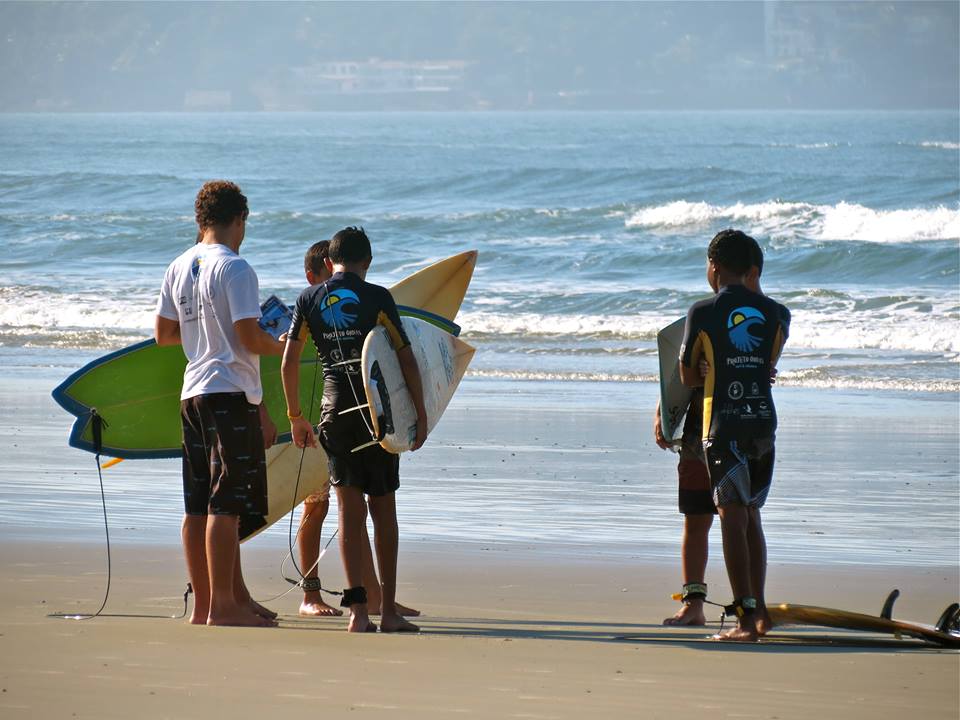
[299,595,344,617]
[208,607,277,627]
[712,622,759,642]
[189,609,209,625]
[380,612,419,633]
[755,605,772,636]
[663,601,707,626]
[370,601,421,617]
[347,607,377,633]
[248,598,277,620]
[394,602,420,617]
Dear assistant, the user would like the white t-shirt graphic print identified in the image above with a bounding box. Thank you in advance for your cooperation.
[156,243,264,405]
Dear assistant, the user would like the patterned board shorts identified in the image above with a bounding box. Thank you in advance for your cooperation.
[181,392,268,539]
[704,437,776,509]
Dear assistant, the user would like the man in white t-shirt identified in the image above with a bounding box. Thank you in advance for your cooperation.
[155,180,284,627]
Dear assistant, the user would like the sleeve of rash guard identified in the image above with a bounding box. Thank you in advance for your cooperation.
[679,303,704,368]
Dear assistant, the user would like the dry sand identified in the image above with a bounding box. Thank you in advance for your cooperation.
[0,539,956,719]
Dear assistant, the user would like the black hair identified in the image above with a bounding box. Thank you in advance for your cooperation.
[329,226,372,265]
[707,229,756,276]
[746,235,764,276]
[304,240,330,274]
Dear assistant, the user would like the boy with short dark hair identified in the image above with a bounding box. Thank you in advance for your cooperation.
[656,236,766,627]
[282,227,426,633]
[679,229,789,642]
[294,239,419,621]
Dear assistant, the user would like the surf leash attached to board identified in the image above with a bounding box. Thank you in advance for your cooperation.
[49,409,191,621]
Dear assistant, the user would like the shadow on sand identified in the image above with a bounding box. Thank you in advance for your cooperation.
[274,614,956,654]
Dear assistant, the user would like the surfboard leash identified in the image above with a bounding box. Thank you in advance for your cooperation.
[49,409,190,622]
[257,344,343,603]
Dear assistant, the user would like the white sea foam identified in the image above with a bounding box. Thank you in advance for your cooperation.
[918,141,960,150]
[625,200,960,242]
[458,305,960,355]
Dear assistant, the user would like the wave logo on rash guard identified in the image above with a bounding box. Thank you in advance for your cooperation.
[727,306,766,353]
[320,289,360,329]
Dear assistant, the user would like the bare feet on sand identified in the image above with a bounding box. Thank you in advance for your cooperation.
[299,595,344,617]
[207,607,277,627]
[347,608,377,633]
[663,601,707,626]
[755,606,772,636]
[248,598,277,620]
[379,612,419,633]
[713,622,759,642]
[370,601,420,617]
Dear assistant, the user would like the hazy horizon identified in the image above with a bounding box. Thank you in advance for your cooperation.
[1,1,957,112]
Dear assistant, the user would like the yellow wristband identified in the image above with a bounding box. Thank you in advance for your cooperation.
[287,410,303,420]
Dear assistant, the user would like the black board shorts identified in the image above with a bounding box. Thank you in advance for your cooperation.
[704,436,775,509]
[318,402,400,497]
[678,455,717,516]
[181,392,268,539]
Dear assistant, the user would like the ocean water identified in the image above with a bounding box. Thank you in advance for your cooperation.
[0,112,958,567]
[1,111,958,393]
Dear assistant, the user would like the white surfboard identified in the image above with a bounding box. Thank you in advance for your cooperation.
[657,317,692,446]
[361,317,475,454]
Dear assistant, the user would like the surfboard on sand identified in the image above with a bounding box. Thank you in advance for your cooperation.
[361,317,475,454]
[769,589,960,648]
[657,317,691,445]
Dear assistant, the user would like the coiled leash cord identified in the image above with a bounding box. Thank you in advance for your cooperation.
[49,410,190,621]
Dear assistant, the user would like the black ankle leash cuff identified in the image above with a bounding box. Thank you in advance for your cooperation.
[340,586,367,607]
[681,582,708,603]
[724,597,758,618]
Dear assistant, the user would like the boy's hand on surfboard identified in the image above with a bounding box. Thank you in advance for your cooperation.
[259,404,278,449]
[653,411,671,450]
[698,358,711,378]
[410,417,427,452]
[291,416,318,449]
[769,365,778,384]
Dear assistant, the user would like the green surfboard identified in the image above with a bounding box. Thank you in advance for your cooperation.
[52,305,459,460]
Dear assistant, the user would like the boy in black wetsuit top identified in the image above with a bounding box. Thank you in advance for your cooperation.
[281,227,427,634]
[679,229,790,642]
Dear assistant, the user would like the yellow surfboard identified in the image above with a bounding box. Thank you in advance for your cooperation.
[769,590,960,648]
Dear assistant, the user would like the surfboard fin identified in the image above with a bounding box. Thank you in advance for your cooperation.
[880,589,900,620]
[934,603,960,633]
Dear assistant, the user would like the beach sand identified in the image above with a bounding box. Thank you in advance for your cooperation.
[1,370,958,718]
[0,540,957,719]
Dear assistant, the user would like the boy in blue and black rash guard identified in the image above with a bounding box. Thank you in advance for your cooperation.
[679,229,790,642]
[281,226,426,635]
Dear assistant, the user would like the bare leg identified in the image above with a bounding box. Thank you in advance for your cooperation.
[182,514,209,625]
[231,544,277,620]
[714,503,758,642]
[336,486,375,632]
[368,492,418,633]
[664,513,713,626]
[747,507,771,635]
[361,519,420,617]
[206,514,271,627]
[298,499,342,617]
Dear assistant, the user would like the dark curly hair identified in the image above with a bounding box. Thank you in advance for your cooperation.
[194,180,248,229]
[708,229,757,276]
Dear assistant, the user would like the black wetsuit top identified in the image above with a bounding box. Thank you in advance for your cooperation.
[680,285,790,443]
[289,271,409,414]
